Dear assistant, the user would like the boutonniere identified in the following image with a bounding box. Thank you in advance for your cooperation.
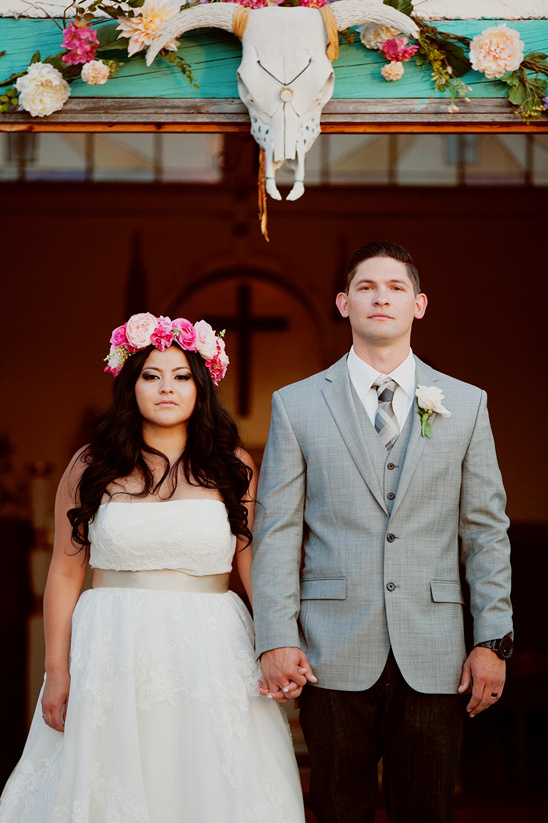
[415,384,451,437]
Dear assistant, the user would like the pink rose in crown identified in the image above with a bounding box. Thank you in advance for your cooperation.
[172,318,197,351]
[194,320,218,361]
[126,313,158,349]
[151,316,175,351]
[110,323,128,348]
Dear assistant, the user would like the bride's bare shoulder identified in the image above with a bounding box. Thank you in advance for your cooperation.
[57,446,90,508]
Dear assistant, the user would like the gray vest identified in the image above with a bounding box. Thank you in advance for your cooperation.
[351,385,414,516]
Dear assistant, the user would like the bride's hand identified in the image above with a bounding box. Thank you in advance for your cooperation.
[42,669,71,732]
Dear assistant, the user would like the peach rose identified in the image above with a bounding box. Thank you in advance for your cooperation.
[194,320,218,361]
[125,312,158,349]
[381,61,404,82]
[469,24,524,80]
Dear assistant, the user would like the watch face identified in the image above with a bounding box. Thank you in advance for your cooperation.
[499,636,513,659]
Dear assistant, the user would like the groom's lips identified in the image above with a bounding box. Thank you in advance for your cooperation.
[369,313,394,319]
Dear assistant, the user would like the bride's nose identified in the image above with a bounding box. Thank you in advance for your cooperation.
[160,384,174,394]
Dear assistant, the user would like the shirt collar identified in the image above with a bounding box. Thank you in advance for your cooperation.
[347,347,416,400]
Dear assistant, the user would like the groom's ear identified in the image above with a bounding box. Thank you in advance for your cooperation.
[414,292,428,320]
[336,292,349,318]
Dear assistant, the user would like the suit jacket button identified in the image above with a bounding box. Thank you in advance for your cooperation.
[387,533,396,542]
[386,582,396,592]
[387,462,396,470]
[387,492,395,500]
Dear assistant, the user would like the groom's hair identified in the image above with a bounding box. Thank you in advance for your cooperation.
[344,240,421,295]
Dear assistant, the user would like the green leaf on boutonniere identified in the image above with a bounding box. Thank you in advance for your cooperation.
[421,416,432,437]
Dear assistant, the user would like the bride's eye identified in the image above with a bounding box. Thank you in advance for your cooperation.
[175,374,192,381]
[142,373,159,380]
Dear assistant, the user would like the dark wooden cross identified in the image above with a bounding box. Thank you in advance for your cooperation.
[208,283,288,416]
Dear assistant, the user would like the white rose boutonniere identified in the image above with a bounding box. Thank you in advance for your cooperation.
[416,385,451,437]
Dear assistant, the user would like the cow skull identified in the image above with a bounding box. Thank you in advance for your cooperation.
[147,1,418,200]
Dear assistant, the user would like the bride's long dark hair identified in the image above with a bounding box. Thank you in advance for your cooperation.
[67,345,252,553]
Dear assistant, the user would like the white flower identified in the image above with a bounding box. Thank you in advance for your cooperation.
[360,24,401,50]
[381,61,404,82]
[447,104,459,113]
[15,62,70,118]
[469,24,524,80]
[81,60,110,86]
[118,0,179,57]
[416,385,451,417]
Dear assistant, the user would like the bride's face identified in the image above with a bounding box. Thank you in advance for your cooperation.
[134,346,198,432]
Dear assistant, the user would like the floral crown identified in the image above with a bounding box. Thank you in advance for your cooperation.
[104,312,229,385]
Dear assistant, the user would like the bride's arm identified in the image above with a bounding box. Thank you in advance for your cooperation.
[41,451,89,732]
[234,449,257,606]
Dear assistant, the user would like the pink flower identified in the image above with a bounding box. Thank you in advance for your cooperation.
[222,0,267,7]
[104,345,129,376]
[379,37,418,63]
[172,318,197,351]
[194,320,218,361]
[126,312,158,349]
[299,0,326,7]
[110,323,128,348]
[206,338,229,385]
[150,316,175,352]
[62,21,99,66]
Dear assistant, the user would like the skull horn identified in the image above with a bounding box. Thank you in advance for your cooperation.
[331,0,419,38]
[146,3,239,66]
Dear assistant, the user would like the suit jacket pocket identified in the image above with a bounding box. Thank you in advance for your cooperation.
[430,580,465,605]
[301,578,347,600]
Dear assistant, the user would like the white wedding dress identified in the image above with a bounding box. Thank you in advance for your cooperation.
[0,500,305,823]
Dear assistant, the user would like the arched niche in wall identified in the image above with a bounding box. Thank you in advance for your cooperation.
[168,264,327,450]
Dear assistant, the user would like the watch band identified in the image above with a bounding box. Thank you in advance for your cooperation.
[475,635,513,660]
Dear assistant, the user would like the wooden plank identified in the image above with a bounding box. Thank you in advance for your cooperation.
[1,19,548,101]
[1,97,547,130]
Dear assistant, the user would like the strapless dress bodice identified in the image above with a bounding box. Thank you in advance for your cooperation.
[88,499,236,575]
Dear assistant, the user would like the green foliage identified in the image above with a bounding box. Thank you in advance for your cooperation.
[383,0,413,17]
[437,40,471,78]
[0,86,19,112]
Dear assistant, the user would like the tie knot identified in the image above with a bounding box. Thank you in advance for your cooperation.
[372,378,397,402]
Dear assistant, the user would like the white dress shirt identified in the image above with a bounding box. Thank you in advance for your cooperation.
[347,347,416,431]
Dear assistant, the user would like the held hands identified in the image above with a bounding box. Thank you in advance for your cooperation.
[257,647,317,702]
[458,646,506,718]
[41,669,71,732]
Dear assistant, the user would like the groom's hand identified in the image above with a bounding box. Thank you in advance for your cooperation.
[258,647,317,702]
[458,646,506,718]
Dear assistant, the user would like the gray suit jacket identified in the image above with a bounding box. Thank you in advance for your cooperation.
[251,355,512,694]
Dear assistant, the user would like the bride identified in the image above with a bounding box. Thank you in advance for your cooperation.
[0,312,307,823]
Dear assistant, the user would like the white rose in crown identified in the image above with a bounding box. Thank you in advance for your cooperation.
[416,385,451,437]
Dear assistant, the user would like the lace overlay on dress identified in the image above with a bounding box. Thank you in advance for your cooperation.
[0,500,305,823]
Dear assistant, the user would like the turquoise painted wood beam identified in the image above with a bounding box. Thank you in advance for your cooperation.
[1,19,547,100]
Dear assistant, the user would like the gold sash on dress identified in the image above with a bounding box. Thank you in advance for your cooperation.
[92,568,229,594]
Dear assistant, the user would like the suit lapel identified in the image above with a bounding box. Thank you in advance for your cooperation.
[390,357,439,517]
[322,357,389,516]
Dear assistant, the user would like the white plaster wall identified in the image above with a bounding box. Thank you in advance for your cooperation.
[1,0,547,19]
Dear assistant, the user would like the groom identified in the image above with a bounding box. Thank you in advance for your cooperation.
[251,241,513,823]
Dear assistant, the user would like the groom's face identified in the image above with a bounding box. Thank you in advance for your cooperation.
[336,256,427,348]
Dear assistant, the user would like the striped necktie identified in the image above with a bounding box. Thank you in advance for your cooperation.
[372,378,399,451]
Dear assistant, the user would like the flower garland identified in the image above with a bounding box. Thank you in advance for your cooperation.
[1,0,547,121]
[105,312,229,384]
